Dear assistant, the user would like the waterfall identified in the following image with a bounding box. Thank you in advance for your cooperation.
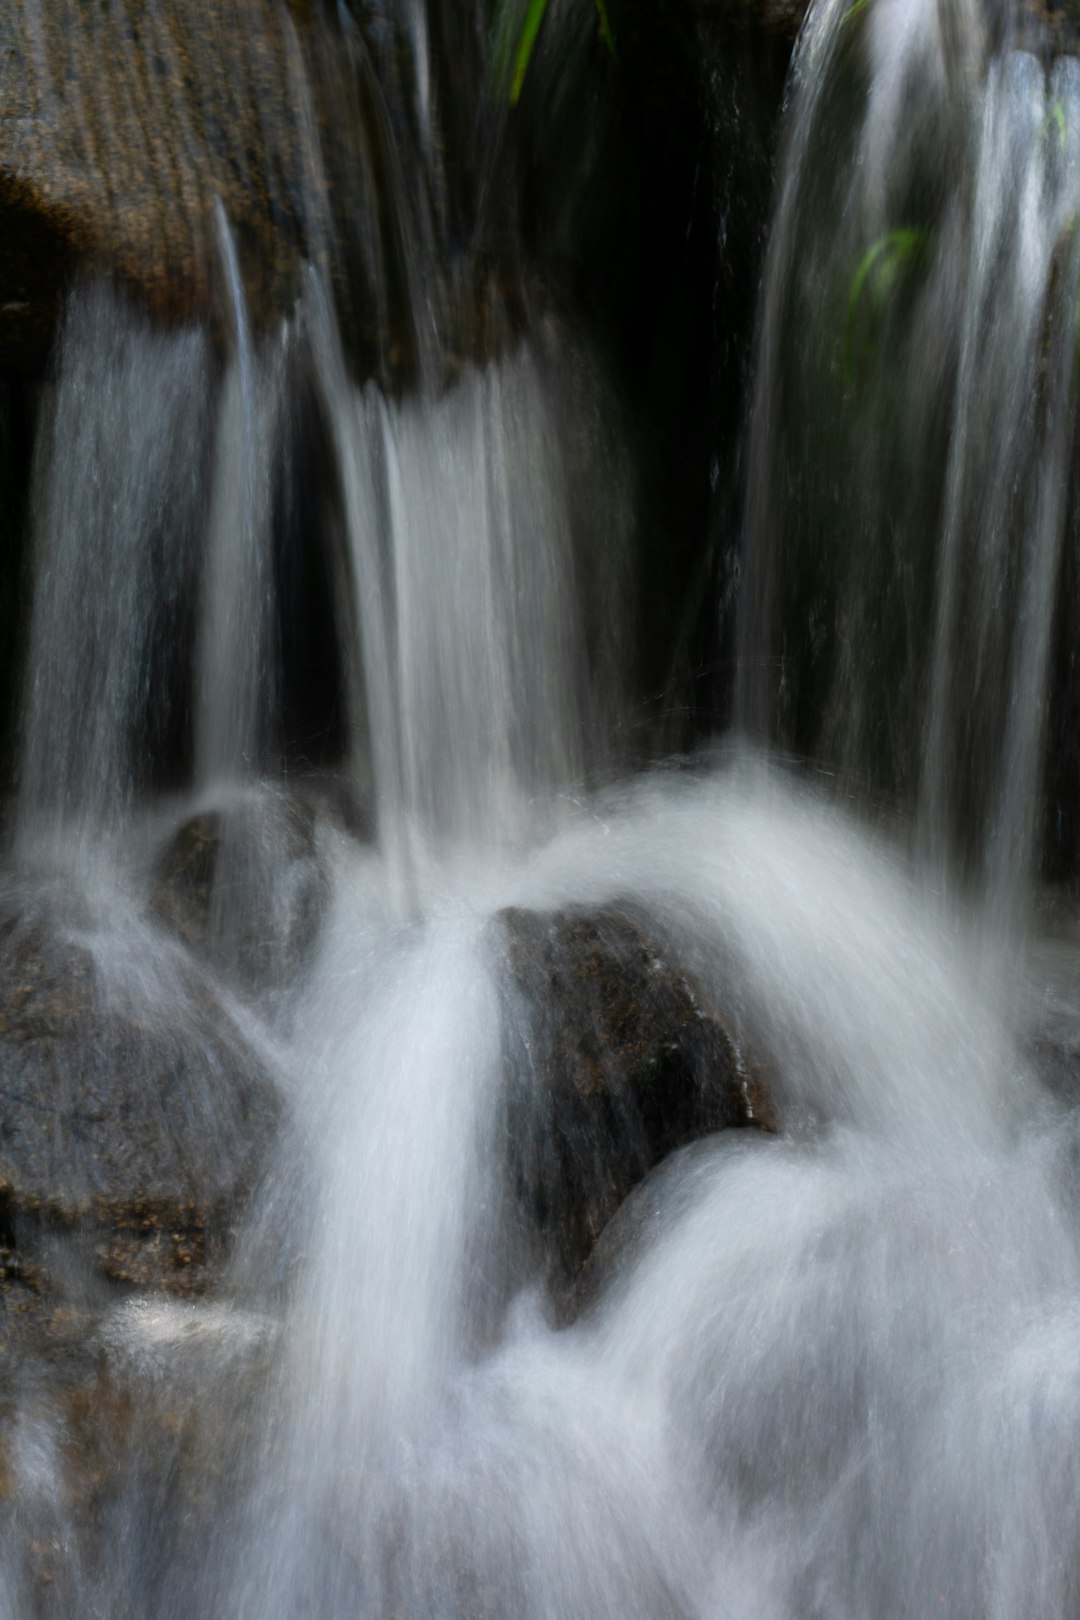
[308,280,591,866]
[5,0,1080,1616]
[194,205,285,792]
[16,283,208,854]
[739,0,1080,924]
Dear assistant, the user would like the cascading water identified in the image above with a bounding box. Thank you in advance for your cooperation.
[740,0,1080,918]
[307,281,597,858]
[194,206,286,794]
[5,0,1080,1616]
[17,283,209,856]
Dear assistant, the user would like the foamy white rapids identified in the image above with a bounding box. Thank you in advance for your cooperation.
[186,757,1080,1620]
[6,0,1080,1608]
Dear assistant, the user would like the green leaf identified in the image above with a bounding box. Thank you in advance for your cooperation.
[503,0,615,106]
[845,0,873,22]
[1040,100,1067,154]
[844,228,929,384]
[594,0,616,58]
[510,0,551,105]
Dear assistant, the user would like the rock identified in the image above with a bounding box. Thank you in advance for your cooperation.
[690,0,808,36]
[0,1289,278,1615]
[0,0,518,377]
[495,903,775,1305]
[0,0,326,368]
[0,880,282,1297]
[149,788,327,1001]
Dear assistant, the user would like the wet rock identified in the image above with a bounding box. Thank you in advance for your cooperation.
[0,0,328,368]
[495,903,775,1305]
[0,1290,277,1617]
[0,884,282,1297]
[0,0,519,378]
[691,0,808,36]
[149,789,327,1001]
[570,1132,769,1323]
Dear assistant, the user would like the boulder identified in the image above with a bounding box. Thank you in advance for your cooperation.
[495,903,775,1305]
[0,880,282,1296]
[149,789,327,1001]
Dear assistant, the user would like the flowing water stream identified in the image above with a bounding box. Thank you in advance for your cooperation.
[5,0,1080,1615]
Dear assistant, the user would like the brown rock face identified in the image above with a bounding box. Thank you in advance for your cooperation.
[0,0,522,380]
[0,0,330,366]
[496,903,775,1304]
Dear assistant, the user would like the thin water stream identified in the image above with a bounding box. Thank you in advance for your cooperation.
[3,0,1080,1616]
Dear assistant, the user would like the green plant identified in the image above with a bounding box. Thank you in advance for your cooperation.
[1040,100,1067,154]
[506,0,616,106]
[844,228,930,384]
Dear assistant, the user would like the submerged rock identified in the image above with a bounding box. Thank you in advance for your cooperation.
[0,1289,278,1617]
[149,788,327,1001]
[0,883,282,1297]
[495,903,775,1305]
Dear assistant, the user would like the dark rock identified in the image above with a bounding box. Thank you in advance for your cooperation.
[495,903,775,1306]
[570,1131,777,1325]
[0,882,282,1297]
[689,0,808,36]
[149,789,327,1001]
